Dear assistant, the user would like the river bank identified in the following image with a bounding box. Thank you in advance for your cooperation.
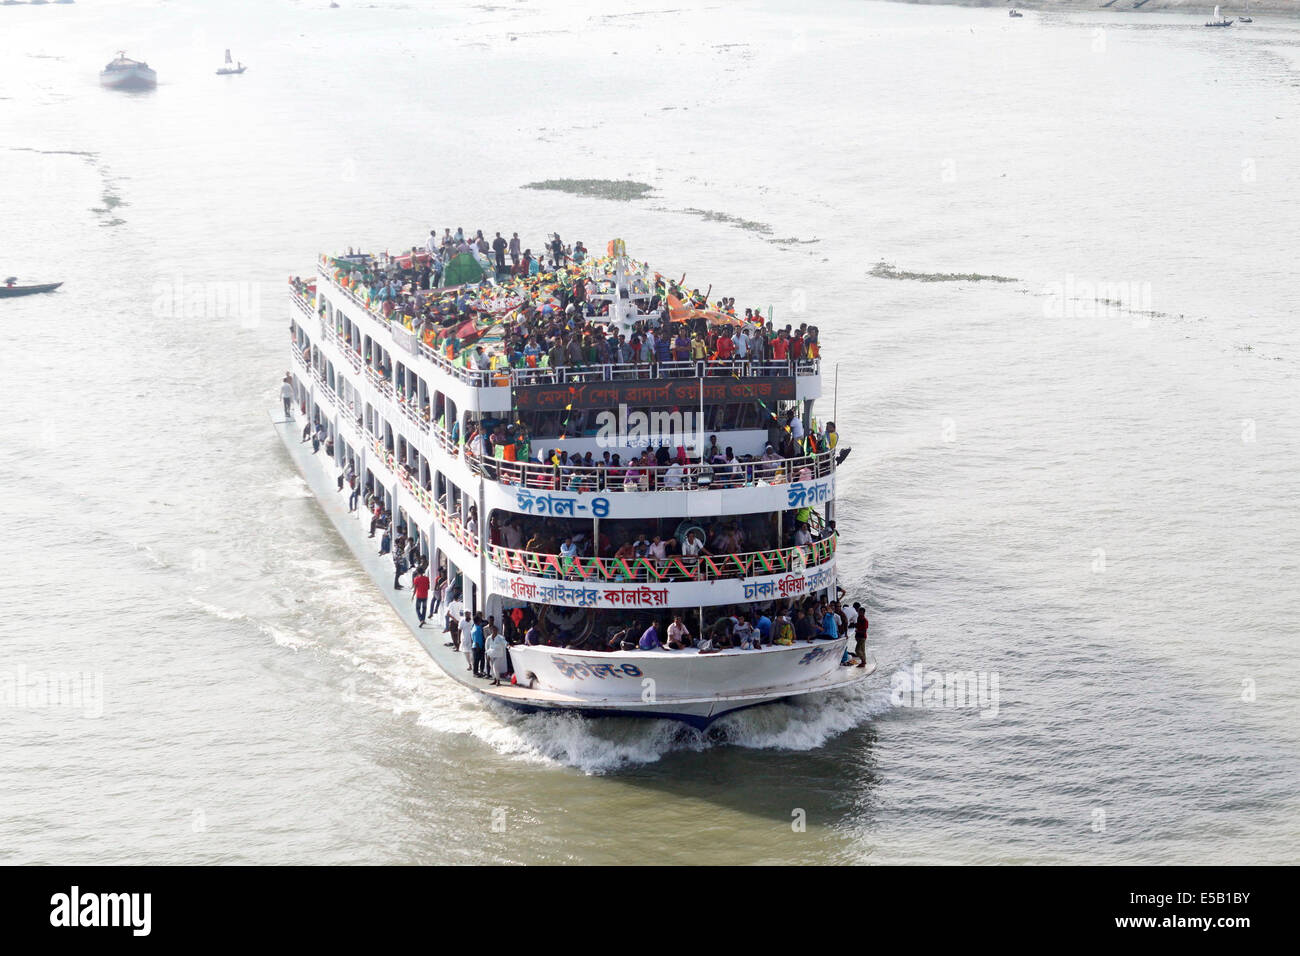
[889,0,1293,17]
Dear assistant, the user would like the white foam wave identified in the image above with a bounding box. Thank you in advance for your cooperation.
[188,598,248,622]
[275,476,315,499]
[258,622,315,651]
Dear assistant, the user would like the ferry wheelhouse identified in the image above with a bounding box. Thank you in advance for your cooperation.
[275,239,869,726]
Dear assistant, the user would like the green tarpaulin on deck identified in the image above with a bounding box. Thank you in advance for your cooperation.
[330,256,369,273]
[441,253,484,287]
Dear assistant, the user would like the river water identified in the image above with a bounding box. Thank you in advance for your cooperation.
[1,0,1297,864]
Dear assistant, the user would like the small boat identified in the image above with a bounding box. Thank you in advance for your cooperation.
[1,279,63,298]
[1239,0,1251,20]
[1205,5,1234,25]
[100,51,156,89]
[1009,8,1023,16]
[216,49,246,76]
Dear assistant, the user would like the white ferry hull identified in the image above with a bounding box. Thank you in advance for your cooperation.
[271,408,872,727]
[100,65,156,90]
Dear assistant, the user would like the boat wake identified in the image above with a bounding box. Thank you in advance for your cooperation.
[456,679,895,774]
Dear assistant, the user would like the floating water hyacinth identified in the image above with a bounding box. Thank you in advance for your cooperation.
[522,179,654,201]
[869,261,1017,283]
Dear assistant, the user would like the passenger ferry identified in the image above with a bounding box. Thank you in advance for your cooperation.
[99,52,156,90]
[274,238,873,727]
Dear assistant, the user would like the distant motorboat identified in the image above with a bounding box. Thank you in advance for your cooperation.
[1009,9,1024,16]
[101,51,156,89]
[1,279,63,298]
[216,49,247,75]
[1205,5,1234,25]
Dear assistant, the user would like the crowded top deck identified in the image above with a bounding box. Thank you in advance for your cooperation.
[297,229,823,389]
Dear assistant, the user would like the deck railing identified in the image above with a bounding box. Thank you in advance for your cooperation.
[488,535,835,584]
[467,446,835,493]
[371,439,436,518]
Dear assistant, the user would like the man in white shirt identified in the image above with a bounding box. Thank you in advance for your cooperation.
[504,521,523,550]
[789,412,805,441]
[664,460,685,488]
[425,230,438,255]
[486,624,509,685]
[733,614,758,650]
[458,612,474,665]
[734,329,750,359]
[681,530,708,558]
[666,615,692,650]
[444,597,462,639]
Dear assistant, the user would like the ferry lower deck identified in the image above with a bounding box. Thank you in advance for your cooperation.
[271,407,873,727]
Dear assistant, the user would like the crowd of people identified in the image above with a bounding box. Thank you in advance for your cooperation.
[465,421,839,491]
[489,505,835,571]
[321,230,825,384]
[526,591,870,667]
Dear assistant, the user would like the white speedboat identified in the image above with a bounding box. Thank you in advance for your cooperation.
[100,52,156,89]
[276,240,872,728]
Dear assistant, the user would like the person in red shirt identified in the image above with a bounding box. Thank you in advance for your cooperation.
[771,333,788,361]
[715,331,734,361]
[789,335,804,362]
[412,570,431,627]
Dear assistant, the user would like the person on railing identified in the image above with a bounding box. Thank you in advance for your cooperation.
[558,537,578,577]
[681,529,710,562]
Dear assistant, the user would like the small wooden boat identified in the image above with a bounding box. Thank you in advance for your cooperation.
[216,49,247,75]
[1,280,63,298]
